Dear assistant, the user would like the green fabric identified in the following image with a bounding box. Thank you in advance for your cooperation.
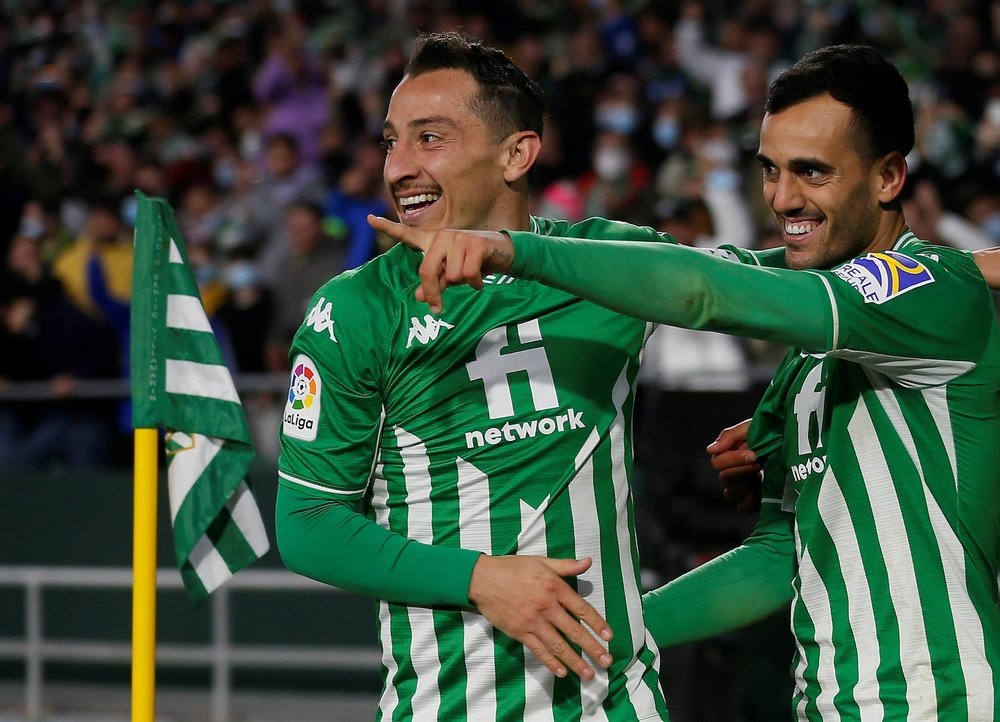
[507,232,832,351]
[642,458,795,646]
[276,483,480,606]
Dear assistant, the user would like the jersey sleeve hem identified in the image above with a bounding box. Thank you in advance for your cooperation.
[277,469,366,501]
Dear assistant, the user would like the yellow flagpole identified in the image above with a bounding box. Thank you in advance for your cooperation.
[132,427,159,722]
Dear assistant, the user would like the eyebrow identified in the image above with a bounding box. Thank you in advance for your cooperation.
[756,152,836,175]
[383,116,460,133]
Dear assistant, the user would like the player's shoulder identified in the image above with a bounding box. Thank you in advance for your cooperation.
[310,243,420,305]
[294,245,419,353]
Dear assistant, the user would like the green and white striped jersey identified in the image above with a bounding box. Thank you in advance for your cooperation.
[278,217,672,721]
[746,233,1000,721]
[502,226,1000,722]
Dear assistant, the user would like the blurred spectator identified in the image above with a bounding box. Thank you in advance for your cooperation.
[265,200,348,373]
[253,24,331,165]
[52,196,132,319]
[0,244,120,470]
[575,130,654,224]
[16,197,74,265]
[238,132,325,281]
[322,137,391,270]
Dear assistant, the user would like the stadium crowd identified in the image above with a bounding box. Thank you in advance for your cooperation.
[1,0,999,472]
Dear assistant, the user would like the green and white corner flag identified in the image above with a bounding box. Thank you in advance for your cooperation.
[130,191,269,604]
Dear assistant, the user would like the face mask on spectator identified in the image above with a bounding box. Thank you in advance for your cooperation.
[214,159,238,190]
[194,263,219,284]
[596,104,639,135]
[653,117,681,149]
[594,147,630,181]
[120,196,138,228]
[224,261,261,290]
[18,216,45,240]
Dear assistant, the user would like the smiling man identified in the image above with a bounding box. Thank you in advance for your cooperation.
[274,33,675,721]
[371,45,1000,721]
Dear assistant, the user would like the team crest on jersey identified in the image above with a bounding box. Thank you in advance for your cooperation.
[406,314,454,348]
[832,251,934,304]
[305,297,337,341]
[283,354,322,441]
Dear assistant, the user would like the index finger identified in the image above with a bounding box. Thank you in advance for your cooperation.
[367,214,429,252]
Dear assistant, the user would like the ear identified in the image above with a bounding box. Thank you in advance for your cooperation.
[502,131,542,183]
[876,151,907,204]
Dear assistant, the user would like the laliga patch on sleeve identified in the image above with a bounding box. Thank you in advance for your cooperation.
[832,250,934,304]
[283,354,322,441]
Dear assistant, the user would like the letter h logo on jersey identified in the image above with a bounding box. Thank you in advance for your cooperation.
[465,319,559,420]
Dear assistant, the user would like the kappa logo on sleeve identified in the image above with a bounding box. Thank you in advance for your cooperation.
[832,250,934,304]
[305,297,337,341]
[283,354,322,441]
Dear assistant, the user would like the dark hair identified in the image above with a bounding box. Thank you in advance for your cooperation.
[405,32,546,144]
[765,45,914,163]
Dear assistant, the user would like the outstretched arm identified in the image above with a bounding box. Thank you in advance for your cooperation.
[367,215,829,350]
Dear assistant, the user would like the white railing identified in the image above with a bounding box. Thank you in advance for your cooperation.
[0,566,380,722]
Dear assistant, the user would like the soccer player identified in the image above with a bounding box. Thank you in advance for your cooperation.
[274,33,674,720]
[371,45,1000,720]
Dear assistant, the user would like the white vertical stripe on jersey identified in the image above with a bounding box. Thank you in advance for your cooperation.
[609,363,661,717]
[371,461,400,722]
[396,427,442,721]
[518,497,555,722]
[797,545,842,721]
[569,428,611,721]
[791,521,811,722]
[871,376,993,719]
[378,601,401,722]
[457,458,497,721]
[848,397,937,720]
[921,386,958,486]
[816,468,884,721]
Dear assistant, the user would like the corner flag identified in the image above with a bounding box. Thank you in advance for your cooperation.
[130,191,269,604]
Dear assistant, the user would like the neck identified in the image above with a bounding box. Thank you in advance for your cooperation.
[863,211,908,255]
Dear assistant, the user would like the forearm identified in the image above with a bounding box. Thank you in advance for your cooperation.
[507,232,830,350]
[642,539,794,646]
[276,483,480,606]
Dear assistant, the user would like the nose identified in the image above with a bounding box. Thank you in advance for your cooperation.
[768,174,805,216]
[384,141,418,189]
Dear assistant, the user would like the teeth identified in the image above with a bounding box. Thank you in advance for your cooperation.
[399,194,441,207]
[785,222,816,235]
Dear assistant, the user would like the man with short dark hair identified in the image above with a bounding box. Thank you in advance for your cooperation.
[373,44,1000,720]
[276,32,672,721]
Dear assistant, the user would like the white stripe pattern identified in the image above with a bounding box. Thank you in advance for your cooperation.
[866,371,993,719]
[276,471,360,496]
[456,458,497,721]
[166,294,212,333]
[371,458,400,722]
[569,428,610,721]
[609,363,661,717]
[396,427,442,721]
[797,545,842,721]
[165,359,240,402]
[816,467,883,721]
[188,533,232,593]
[166,432,223,520]
[519,497,555,722]
[848,396,937,720]
[227,481,270,557]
